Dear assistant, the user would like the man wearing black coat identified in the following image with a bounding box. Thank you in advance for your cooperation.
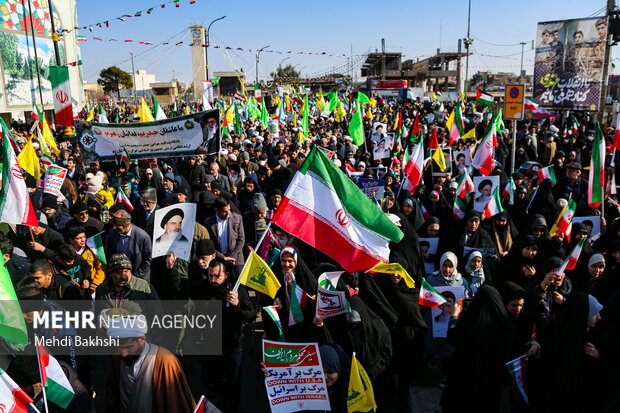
[105,209,152,281]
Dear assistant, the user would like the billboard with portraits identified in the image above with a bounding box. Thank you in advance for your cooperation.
[533,16,608,111]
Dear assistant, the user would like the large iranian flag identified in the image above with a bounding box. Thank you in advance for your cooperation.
[272,147,404,272]
[49,66,74,128]
[0,119,38,227]
[0,368,37,413]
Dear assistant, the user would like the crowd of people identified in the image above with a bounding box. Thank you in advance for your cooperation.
[2,92,620,413]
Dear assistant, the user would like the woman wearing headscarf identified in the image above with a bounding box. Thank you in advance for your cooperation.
[527,257,573,323]
[508,186,530,231]
[262,246,318,343]
[489,211,518,258]
[235,177,260,214]
[462,251,486,295]
[427,252,470,293]
[422,189,452,224]
[418,216,441,239]
[570,252,605,294]
[522,213,562,259]
[318,344,351,413]
[591,239,620,303]
[496,235,542,288]
[400,197,425,231]
[440,210,494,260]
[529,178,557,225]
[86,174,114,209]
[440,285,514,413]
[534,293,603,413]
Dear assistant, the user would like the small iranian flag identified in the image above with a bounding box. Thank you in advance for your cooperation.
[550,198,577,241]
[86,232,107,265]
[572,117,580,134]
[476,89,494,106]
[447,104,464,145]
[403,142,424,192]
[556,238,587,275]
[472,122,496,176]
[288,279,308,326]
[115,189,134,211]
[37,345,75,409]
[262,306,284,341]
[152,96,167,120]
[614,112,620,151]
[97,105,109,123]
[418,199,431,219]
[419,279,447,307]
[0,368,38,413]
[453,196,467,220]
[524,98,539,111]
[121,147,131,168]
[505,355,529,405]
[484,186,504,218]
[233,91,247,102]
[588,124,605,208]
[456,169,474,199]
[537,165,557,185]
[502,177,516,205]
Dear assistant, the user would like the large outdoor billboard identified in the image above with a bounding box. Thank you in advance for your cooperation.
[533,16,608,111]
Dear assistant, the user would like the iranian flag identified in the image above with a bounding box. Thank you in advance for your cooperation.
[588,124,605,208]
[0,368,38,413]
[234,91,247,102]
[0,119,38,227]
[49,65,74,128]
[115,189,134,211]
[418,199,431,219]
[403,142,424,192]
[476,89,494,106]
[472,122,496,176]
[532,106,558,119]
[447,104,464,145]
[505,355,529,405]
[537,165,557,185]
[456,169,474,198]
[484,186,504,218]
[503,177,516,205]
[419,279,447,307]
[97,105,109,123]
[614,113,620,151]
[272,147,404,273]
[550,198,577,241]
[192,395,220,413]
[37,345,75,409]
[152,96,167,120]
[453,196,467,220]
[288,280,308,326]
[524,98,539,111]
[86,232,107,265]
[556,238,587,275]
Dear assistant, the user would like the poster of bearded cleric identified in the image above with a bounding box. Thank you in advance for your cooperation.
[76,109,220,161]
[533,17,608,111]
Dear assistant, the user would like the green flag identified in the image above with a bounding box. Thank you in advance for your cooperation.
[0,254,28,349]
[348,99,365,146]
[357,91,370,103]
[260,99,268,129]
[302,94,309,138]
[234,102,242,135]
[327,92,340,114]
[211,76,221,87]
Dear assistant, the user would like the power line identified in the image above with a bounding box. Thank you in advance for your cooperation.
[474,38,526,47]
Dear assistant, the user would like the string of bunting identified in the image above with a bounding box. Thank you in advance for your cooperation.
[59,0,198,34]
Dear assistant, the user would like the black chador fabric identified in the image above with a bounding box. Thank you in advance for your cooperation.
[390,212,425,285]
[441,285,514,413]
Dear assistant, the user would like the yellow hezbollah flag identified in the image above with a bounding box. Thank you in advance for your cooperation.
[365,107,373,120]
[40,116,59,156]
[432,148,448,171]
[368,262,415,288]
[445,109,455,133]
[138,98,155,122]
[347,353,377,413]
[184,105,190,116]
[462,127,476,141]
[238,252,281,298]
[85,107,95,122]
[17,139,41,179]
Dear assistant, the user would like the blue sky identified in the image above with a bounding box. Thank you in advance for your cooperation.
[76,0,616,84]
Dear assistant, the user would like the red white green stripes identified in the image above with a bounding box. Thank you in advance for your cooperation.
[472,122,496,176]
[588,124,605,208]
[550,198,577,241]
[453,196,467,220]
[37,345,75,409]
[0,368,34,413]
[288,280,307,326]
[524,98,539,111]
[49,66,74,128]
[419,279,447,307]
[537,165,557,185]
[484,186,504,218]
[456,169,474,199]
[556,238,587,274]
[403,142,424,192]
[503,177,516,205]
[476,89,494,106]
[505,355,528,405]
[272,147,403,273]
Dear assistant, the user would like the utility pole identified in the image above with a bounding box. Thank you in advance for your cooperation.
[205,16,226,81]
[26,0,45,109]
[599,0,616,122]
[519,41,527,83]
[130,52,137,106]
[255,45,270,85]
[464,0,473,94]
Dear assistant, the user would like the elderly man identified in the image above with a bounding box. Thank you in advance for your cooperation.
[105,314,195,413]
[133,188,159,237]
[208,162,231,193]
[153,207,190,258]
[106,209,152,281]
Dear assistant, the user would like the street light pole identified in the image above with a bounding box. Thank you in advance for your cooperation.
[464,0,473,94]
[255,45,270,85]
[205,16,226,81]
[519,41,526,83]
[276,57,290,83]
[130,52,137,106]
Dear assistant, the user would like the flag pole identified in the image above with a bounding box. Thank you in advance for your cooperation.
[192,395,205,413]
[231,221,273,294]
[35,345,50,413]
